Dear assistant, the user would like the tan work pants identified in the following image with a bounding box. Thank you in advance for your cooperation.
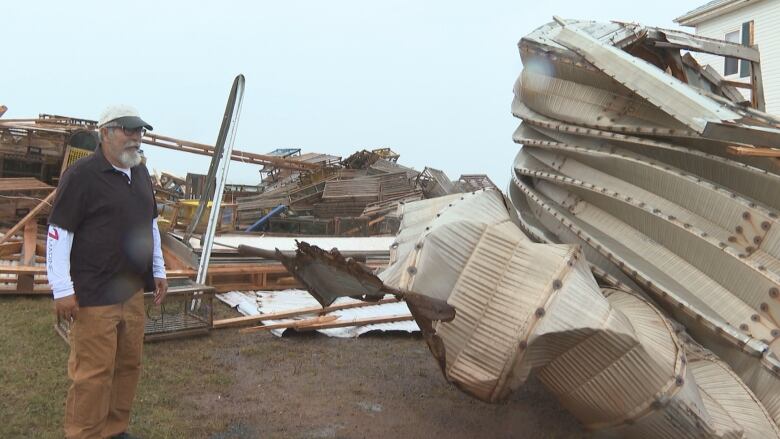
[64,291,145,439]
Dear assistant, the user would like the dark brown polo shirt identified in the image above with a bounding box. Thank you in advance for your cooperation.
[48,147,158,307]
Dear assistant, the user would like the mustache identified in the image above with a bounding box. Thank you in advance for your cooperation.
[124,141,141,149]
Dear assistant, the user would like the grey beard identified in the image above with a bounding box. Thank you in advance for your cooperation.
[118,148,142,168]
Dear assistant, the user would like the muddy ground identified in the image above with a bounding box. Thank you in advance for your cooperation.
[2,297,586,438]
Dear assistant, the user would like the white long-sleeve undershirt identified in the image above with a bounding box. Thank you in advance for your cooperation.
[46,219,166,299]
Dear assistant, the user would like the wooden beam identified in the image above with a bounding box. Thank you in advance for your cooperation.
[0,189,55,245]
[727,145,780,157]
[239,315,340,333]
[16,221,37,292]
[720,80,752,89]
[0,265,46,275]
[297,314,415,331]
[0,286,51,295]
[142,133,320,172]
[0,242,22,257]
[213,297,401,329]
[750,45,766,112]
[648,29,761,62]
[662,50,688,83]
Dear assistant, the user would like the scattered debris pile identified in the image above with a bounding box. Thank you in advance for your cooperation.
[227,148,496,237]
[277,189,780,437]
[266,19,780,437]
[0,109,494,295]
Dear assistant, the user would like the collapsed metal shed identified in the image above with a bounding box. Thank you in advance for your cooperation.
[509,18,780,427]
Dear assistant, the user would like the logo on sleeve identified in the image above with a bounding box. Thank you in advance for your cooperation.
[48,228,59,240]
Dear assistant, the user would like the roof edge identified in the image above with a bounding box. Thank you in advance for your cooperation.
[674,0,756,27]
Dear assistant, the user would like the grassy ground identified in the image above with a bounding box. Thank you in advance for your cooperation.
[0,296,234,438]
[0,296,585,439]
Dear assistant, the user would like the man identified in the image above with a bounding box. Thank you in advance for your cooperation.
[47,105,168,439]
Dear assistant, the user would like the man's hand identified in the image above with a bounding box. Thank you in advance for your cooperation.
[154,277,168,305]
[54,295,79,322]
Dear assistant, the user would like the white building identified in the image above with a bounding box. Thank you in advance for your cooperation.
[675,0,780,114]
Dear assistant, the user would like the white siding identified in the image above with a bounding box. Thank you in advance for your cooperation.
[690,0,780,115]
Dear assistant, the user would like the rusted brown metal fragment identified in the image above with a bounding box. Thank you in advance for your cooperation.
[244,240,457,325]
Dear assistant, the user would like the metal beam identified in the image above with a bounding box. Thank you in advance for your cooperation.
[142,133,319,171]
[648,28,761,62]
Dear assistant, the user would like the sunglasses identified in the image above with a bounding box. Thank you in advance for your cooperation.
[109,126,146,137]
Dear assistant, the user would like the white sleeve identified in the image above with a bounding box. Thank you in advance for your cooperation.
[152,218,166,279]
[46,224,75,299]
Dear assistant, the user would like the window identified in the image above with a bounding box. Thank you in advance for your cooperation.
[740,21,753,78]
[724,30,739,76]
[723,21,754,77]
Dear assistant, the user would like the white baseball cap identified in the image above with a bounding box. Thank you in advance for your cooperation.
[98,104,153,130]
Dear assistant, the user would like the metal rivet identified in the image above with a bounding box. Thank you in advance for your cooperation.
[762,221,771,230]
[407,267,417,275]
[552,279,563,290]
[675,376,684,386]
[519,340,527,349]
[535,308,546,317]
[735,226,743,233]
[760,303,769,312]
[769,288,778,299]
[739,323,749,331]
[751,314,760,322]
[743,212,751,220]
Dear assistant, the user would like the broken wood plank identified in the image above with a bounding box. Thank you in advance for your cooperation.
[143,133,319,172]
[0,286,51,295]
[751,45,766,112]
[0,265,46,275]
[0,178,54,192]
[721,80,752,89]
[0,242,22,257]
[239,315,340,333]
[647,28,761,62]
[297,314,415,331]
[16,221,37,292]
[213,297,401,329]
[0,189,55,245]
[727,145,780,157]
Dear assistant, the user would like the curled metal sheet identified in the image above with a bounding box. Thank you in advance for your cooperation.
[510,18,780,426]
[397,192,779,437]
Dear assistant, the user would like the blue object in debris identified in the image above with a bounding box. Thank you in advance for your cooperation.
[246,204,287,232]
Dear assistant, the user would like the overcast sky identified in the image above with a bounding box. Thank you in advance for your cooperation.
[3,0,700,187]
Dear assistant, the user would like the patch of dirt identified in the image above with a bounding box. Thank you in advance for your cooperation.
[185,319,586,439]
